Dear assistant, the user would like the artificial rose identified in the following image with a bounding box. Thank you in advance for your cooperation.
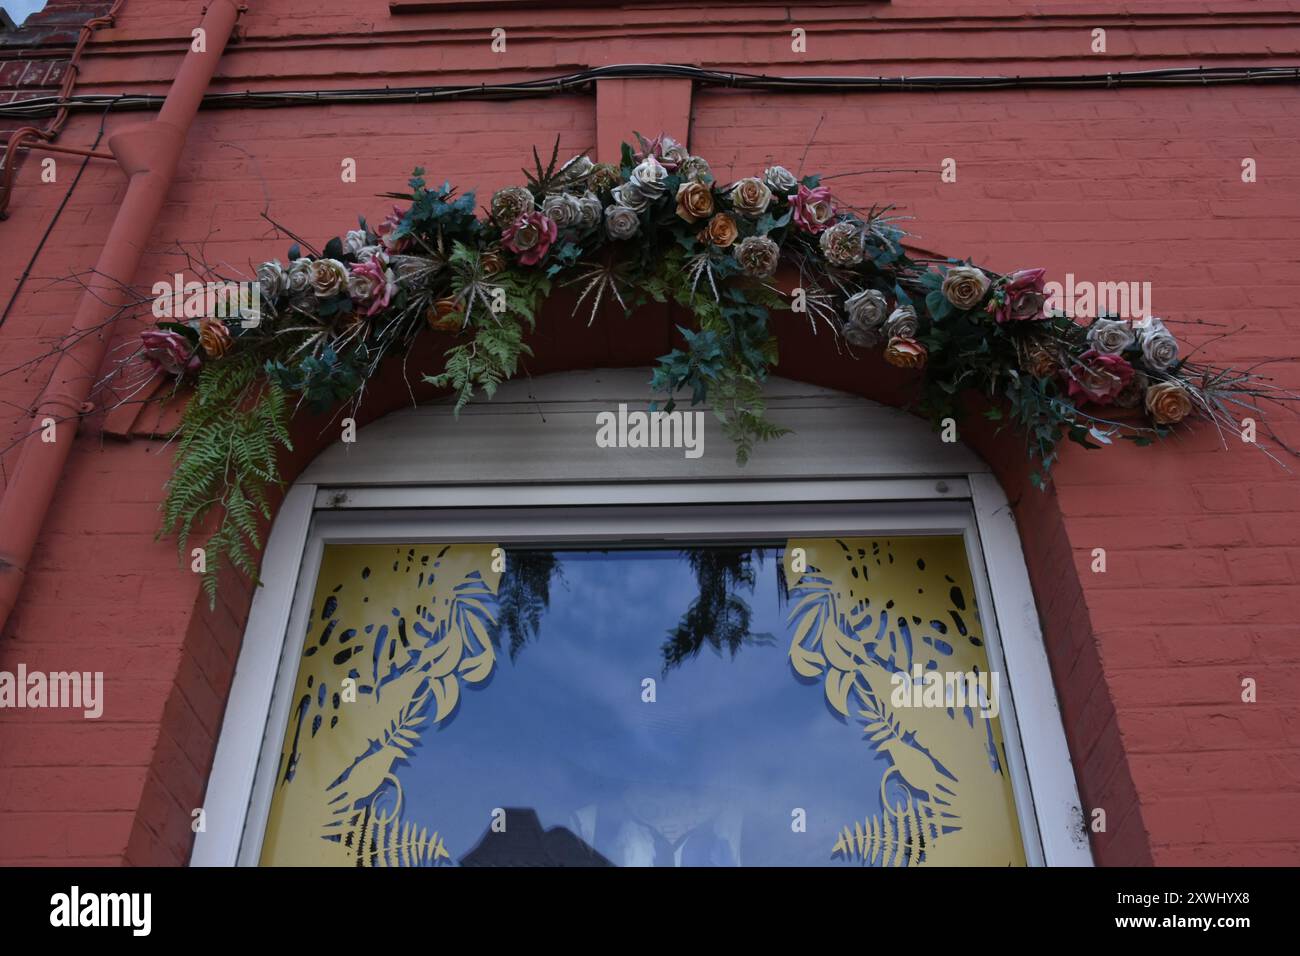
[819,220,864,266]
[375,205,410,253]
[1145,380,1193,424]
[1087,317,1136,354]
[557,154,594,188]
[348,258,398,316]
[884,336,928,370]
[1113,370,1148,409]
[639,134,688,171]
[501,211,558,266]
[605,204,641,240]
[698,213,739,248]
[629,154,669,198]
[1067,349,1136,404]
[941,265,990,310]
[1139,318,1179,371]
[257,260,288,301]
[734,236,780,278]
[883,305,919,340]
[611,182,650,213]
[659,137,690,171]
[309,258,350,298]
[490,186,534,225]
[343,229,369,256]
[353,246,385,264]
[763,165,799,195]
[589,163,621,192]
[576,192,603,231]
[541,192,583,230]
[842,324,881,349]
[845,289,890,331]
[678,156,712,182]
[729,177,773,218]
[286,258,313,295]
[426,297,463,333]
[479,248,506,276]
[1021,340,1061,379]
[675,181,715,223]
[141,329,201,376]
[789,184,835,234]
[198,318,232,359]
[994,267,1048,323]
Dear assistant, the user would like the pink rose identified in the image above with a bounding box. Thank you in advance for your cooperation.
[348,259,398,317]
[502,211,558,266]
[995,268,1048,323]
[141,329,201,377]
[375,205,410,253]
[789,184,835,234]
[1067,349,1135,404]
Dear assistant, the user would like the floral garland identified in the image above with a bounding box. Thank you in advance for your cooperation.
[138,134,1288,599]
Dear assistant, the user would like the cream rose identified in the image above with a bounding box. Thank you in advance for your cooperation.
[309,259,349,298]
[605,204,641,240]
[541,192,582,230]
[883,305,919,340]
[941,265,990,310]
[286,258,313,295]
[1088,317,1136,354]
[257,260,287,300]
[629,154,669,198]
[1139,319,1179,371]
[343,229,369,256]
[611,182,649,213]
[763,165,799,194]
[729,177,773,218]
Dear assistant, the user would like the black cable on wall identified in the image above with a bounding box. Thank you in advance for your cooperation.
[2,64,1298,123]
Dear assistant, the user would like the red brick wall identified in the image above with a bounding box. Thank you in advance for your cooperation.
[0,0,1297,866]
[0,2,114,117]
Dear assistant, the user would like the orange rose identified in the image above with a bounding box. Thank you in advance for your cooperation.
[1145,381,1193,425]
[427,297,463,333]
[198,317,232,358]
[884,336,928,370]
[1021,341,1059,379]
[698,213,738,248]
[480,249,506,277]
[675,181,714,224]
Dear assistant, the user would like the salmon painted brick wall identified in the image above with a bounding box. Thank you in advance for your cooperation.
[0,0,1297,866]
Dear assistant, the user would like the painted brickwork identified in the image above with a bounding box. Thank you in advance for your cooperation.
[0,0,1297,866]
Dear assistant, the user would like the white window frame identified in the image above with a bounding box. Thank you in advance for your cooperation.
[194,475,1093,867]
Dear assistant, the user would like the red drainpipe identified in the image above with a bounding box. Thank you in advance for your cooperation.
[0,0,247,635]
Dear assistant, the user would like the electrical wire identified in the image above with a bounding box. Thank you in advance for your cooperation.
[2,63,1299,121]
[0,99,117,331]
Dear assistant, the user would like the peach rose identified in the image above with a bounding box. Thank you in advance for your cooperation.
[676,181,715,223]
[1145,381,1193,424]
[884,336,928,369]
[698,213,739,248]
[198,318,232,359]
[427,297,463,332]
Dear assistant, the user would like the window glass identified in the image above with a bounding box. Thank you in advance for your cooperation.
[258,537,1026,866]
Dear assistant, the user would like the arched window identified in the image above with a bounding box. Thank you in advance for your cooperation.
[194,369,1089,867]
